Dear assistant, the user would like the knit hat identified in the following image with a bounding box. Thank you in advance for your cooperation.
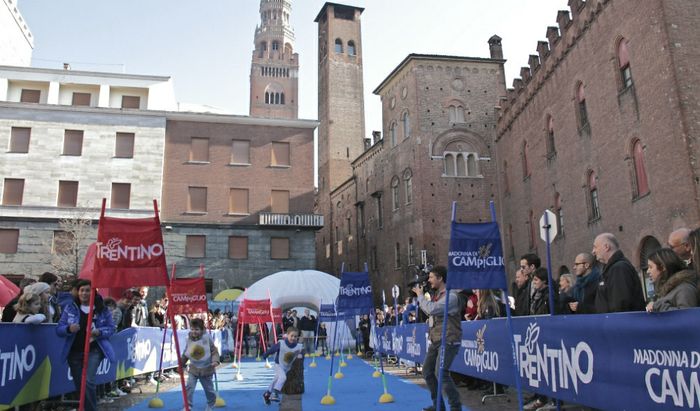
[24,282,50,296]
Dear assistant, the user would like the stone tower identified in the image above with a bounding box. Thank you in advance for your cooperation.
[314,3,366,274]
[249,0,299,119]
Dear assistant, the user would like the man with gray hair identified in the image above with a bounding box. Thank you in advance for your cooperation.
[668,228,693,269]
[591,233,645,313]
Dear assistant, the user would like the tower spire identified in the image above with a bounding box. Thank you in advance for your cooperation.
[249,0,299,119]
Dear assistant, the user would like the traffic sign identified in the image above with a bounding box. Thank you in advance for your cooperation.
[539,209,558,243]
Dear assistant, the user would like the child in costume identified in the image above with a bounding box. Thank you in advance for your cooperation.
[262,326,304,404]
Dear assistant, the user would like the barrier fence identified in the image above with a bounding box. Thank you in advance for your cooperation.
[0,325,231,410]
[372,308,700,410]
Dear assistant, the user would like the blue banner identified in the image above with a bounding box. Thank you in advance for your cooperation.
[319,304,337,322]
[447,221,507,290]
[0,325,224,410]
[336,271,373,315]
[373,308,700,410]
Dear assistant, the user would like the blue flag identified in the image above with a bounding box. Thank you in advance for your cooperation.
[447,221,507,290]
[319,303,337,322]
[336,271,373,315]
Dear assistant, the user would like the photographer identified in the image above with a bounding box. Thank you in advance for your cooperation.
[412,266,463,411]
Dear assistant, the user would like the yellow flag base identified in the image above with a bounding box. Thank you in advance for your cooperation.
[214,396,226,407]
[346,354,353,360]
[310,361,318,368]
[339,361,347,368]
[321,394,336,405]
[334,371,344,379]
[148,397,164,408]
[379,392,394,403]
[372,370,382,378]
[325,355,332,360]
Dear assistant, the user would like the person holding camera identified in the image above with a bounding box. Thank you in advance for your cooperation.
[412,265,463,411]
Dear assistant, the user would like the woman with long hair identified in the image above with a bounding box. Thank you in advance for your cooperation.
[646,248,697,312]
[56,279,115,411]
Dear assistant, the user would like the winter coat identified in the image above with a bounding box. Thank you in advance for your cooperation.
[571,267,601,314]
[530,287,550,316]
[56,298,116,362]
[594,250,645,313]
[652,269,698,312]
[512,280,531,316]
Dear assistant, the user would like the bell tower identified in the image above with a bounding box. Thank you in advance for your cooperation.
[249,0,299,119]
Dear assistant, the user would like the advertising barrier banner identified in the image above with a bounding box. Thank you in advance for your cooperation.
[373,309,700,410]
[447,221,507,290]
[169,277,208,315]
[0,325,224,410]
[336,271,373,315]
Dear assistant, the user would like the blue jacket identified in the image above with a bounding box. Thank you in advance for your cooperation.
[56,298,116,362]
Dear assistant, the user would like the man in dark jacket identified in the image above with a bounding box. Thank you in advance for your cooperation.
[569,253,600,314]
[512,268,531,316]
[592,233,645,313]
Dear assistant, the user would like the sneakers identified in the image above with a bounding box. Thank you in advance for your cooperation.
[421,406,436,411]
[114,387,128,397]
[270,393,280,402]
[263,391,271,405]
[523,398,547,410]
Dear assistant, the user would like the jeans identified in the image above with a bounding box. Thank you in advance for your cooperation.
[67,348,104,411]
[185,372,216,407]
[422,341,462,411]
[301,330,314,354]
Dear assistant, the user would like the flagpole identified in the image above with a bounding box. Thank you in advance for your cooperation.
[491,201,524,410]
[435,201,456,411]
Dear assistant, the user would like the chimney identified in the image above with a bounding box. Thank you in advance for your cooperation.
[364,137,372,150]
[568,0,585,19]
[488,35,503,60]
[537,41,550,61]
[520,67,531,83]
[546,26,560,48]
[63,63,71,70]
[557,10,572,33]
[372,130,382,141]
[528,55,541,72]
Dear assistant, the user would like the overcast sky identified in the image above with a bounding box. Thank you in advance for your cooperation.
[19,0,571,135]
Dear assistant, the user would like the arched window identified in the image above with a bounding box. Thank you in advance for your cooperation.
[521,140,530,179]
[265,92,270,104]
[618,38,633,89]
[335,38,343,53]
[632,139,650,197]
[347,41,356,56]
[444,153,455,176]
[259,42,267,58]
[402,111,410,139]
[577,82,589,128]
[280,93,285,105]
[588,170,601,220]
[456,154,466,177]
[546,115,556,157]
[448,105,465,123]
[403,169,413,205]
[390,122,397,146]
[272,41,280,51]
[274,93,280,104]
[391,176,400,211]
[467,154,477,176]
[554,192,564,236]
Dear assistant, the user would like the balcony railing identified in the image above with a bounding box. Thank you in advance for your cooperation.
[259,213,324,228]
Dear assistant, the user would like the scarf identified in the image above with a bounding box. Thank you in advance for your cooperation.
[572,267,600,304]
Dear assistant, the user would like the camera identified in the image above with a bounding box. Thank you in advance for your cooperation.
[407,273,429,298]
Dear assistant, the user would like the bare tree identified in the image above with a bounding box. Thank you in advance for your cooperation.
[48,209,96,278]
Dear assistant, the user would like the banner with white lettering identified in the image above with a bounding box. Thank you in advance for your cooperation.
[0,325,224,409]
[447,221,507,290]
[238,299,273,323]
[336,271,373,315]
[169,277,208,315]
[95,215,168,288]
[319,304,337,322]
[372,308,700,410]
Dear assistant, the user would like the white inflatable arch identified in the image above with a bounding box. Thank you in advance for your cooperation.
[235,269,339,312]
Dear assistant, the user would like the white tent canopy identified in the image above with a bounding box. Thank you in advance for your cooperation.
[235,269,339,312]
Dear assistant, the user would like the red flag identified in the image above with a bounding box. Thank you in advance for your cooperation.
[239,299,272,323]
[94,214,168,288]
[169,277,208,315]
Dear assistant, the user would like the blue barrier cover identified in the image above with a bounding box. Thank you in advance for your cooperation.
[0,324,224,409]
[373,309,700,410]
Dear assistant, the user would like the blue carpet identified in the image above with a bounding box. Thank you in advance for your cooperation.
[129,356,470,410]
[303,356,469,411]
[128,358,275,411]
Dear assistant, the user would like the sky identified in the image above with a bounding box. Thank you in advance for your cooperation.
[18,0,571,135]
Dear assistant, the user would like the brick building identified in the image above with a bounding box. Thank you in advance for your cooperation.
[314,1,507,300]
[495,0,700,295]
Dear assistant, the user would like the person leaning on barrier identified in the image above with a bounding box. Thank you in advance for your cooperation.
[569,253,601,314]
[645,248,698,312]
[412,265,464,411]
[592,233,645,313]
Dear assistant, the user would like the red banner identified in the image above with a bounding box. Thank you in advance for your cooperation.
[239,299,272,323]
[94,215,168,288]
[169,277,208,315]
